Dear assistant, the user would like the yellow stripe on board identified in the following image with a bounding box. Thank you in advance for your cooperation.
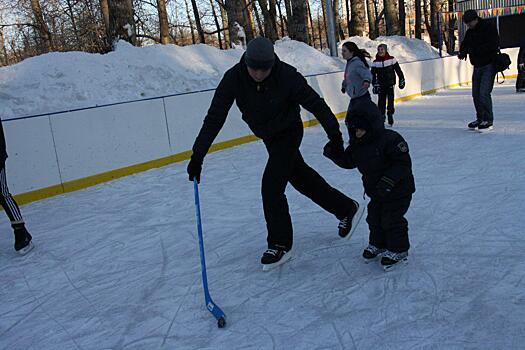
[12,77,519,205]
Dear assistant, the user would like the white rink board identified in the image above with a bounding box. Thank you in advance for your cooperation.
[3,49,520,196]
[50,99,170,182]
[3,116,61,194]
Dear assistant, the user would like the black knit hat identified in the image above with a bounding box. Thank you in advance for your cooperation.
[463,10,479,23]
[245,37,275,70]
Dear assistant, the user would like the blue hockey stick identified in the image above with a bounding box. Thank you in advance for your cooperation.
[193,178,226,328]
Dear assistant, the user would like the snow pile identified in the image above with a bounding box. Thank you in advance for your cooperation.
[344,35,443,62]
[0,37,441,118]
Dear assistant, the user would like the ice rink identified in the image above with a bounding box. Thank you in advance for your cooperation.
[1,82,524,349]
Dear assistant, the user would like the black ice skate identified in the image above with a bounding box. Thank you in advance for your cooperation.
[261,248,292,271]
[13,224,34,256]
[476,121,493,133]
[468,120,481,130]
[362,244,386,263]
[338,200,362,239]
[381,250,408,271]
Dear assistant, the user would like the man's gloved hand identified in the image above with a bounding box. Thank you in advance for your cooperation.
[519,63,525,72]
[341,87,346,94]
[323,134,344,159]
[187,157,202,183]
[399,79,405,90]
[372,84,381,95]
[376,176,396,198]
[458,52,467,60]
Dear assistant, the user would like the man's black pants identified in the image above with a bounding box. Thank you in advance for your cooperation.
[262,127,354,251]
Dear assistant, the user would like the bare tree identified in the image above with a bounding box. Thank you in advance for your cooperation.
[100,0,110,36]
[190,0,205,43]
[415,0,422,39]
[183,0,197,44]
[30,0,53,52]
[242,0,256,41]
[209,0,223,48]
[383,0,400,35]
[399,0,406,35]
[350,0,367,36]
[156,0,171,44]
[366,0,378,39]
[289,0,308,43]
[257,0,278,41]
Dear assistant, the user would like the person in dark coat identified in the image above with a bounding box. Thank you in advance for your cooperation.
[323,99,415,269]
[0,119,33,255]
[371,43,405,126]
[187,37,360,270]
[458,9,500,132]
[516,40,525,92]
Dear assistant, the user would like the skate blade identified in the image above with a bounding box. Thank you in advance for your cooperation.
[477,126,493,133]
[382,257,408,272]
[342,202,366,240]
[364,255,382,264]
[262,251,293,272]
[17,242,34,256]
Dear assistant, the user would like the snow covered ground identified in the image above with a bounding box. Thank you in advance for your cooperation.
[1,82,524,349]
[0,37,440,119]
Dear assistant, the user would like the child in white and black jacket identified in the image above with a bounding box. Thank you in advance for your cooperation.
[371,44,405,126]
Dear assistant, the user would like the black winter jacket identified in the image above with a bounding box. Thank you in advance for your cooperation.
[327,101,415,200]
[459,18,500,68]
[371,55,405,87]
[191,54,342,162]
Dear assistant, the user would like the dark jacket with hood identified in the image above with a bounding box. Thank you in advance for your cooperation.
[371,53,404,87]
[191,54,342,162]
[459,18,500,68]
[326,100,415,200]
[519,40,525,67]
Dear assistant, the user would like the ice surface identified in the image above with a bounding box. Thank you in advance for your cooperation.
[1,82,524,349]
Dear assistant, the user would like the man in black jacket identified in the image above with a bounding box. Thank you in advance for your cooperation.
[187,37,359,270]
[458,10,500,132]
[517,40,525,92]
[0,119,33,255]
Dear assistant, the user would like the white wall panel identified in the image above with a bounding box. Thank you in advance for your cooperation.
[51,99,170,182]
[3,116,61,195]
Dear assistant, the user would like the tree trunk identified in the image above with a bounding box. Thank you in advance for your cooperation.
[290,0,309,43]
[317,10,324,49]
[333,0,344,40]
[190,0,206,43]
[108,0,136,47]
[284,0,293,36]
[30,0,53,52]
[258,0,279,42]
[242,0,256,41]
[253,2,265,36]
[366,0,378,39]
[446,0,456,53]
[225,0,247,46]
[383,0,400,35]
[277,0,286,37]
[430,0,445,48]
[423,0,431,36]
[344,0,351,36]
[100,0,110,37]
[415,0,422,39]
[210,0,223,48]
[217,0,230,45]
[321,0,329,47]
[350,0,367,36]
[306,0,316,46]
[399,0,406,36]
[65,0,81,49]
[0,29,8,65]
[184,0,197,44]
[157,0,171,44]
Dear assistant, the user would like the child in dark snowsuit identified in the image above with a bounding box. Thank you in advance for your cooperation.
[323,100,415,270]
[371,44,405,126]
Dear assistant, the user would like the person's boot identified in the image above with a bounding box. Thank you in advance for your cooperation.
[12,223,33,255]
